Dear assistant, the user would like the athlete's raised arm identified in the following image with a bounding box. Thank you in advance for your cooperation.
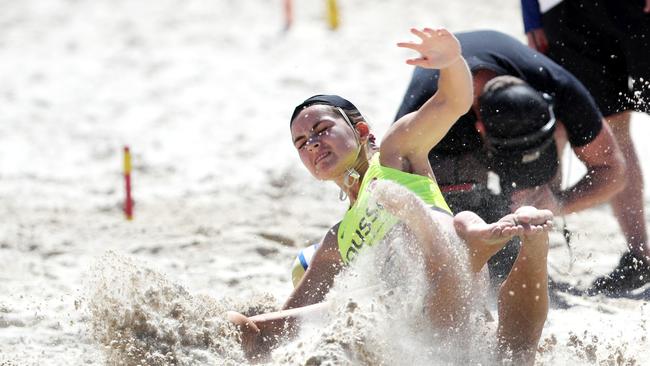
[382,28,473,162]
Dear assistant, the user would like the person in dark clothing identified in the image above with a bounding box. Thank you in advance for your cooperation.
[520,0,650,295]
[395,30,626,288]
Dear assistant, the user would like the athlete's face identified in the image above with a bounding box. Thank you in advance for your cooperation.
[290,105,360,180]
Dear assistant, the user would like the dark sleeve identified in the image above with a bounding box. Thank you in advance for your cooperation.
[549,71,603,147]
[520,0,543,33]
[394,67,440,121]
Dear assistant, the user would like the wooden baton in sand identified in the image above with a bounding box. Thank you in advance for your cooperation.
[123,146,133,220]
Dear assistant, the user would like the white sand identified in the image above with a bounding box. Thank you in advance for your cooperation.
[1,0,649,364]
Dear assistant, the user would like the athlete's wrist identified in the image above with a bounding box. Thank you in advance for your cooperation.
[442,54,464,69]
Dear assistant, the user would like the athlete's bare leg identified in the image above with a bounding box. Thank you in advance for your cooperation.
[607,111,649,263]
[453,206,552,365]
[370,180,473,332]
[375,182,552,365]
[370,180,535,272]
[494,206,552,365]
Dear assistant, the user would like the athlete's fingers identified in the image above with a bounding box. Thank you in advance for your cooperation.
[410,28,428,41]
[423,27,437,36]
[227,311,261,333]
[424,27,447,37]
[405,57,428,66]
[396,41,421,51]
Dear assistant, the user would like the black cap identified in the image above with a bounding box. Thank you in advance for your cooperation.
[479,84,559,189]
[290,94,359,125]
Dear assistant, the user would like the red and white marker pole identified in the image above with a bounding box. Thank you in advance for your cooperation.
[283,0,293,31]
[123,146,133,220]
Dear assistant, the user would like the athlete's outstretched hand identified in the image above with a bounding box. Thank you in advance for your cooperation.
[227,311,264,361]
[397,27,462,69]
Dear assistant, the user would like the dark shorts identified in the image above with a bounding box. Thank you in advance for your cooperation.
[442,185,520,287]
[542,0,650,116]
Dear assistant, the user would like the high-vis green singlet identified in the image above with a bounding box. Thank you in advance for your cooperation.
[337,153,452,264]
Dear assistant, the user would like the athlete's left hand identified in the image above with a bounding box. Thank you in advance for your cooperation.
[227,311,263,360]
[397,27,462,69]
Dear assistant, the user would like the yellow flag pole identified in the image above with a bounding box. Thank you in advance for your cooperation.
[326,0,340,30]
[123,146,133,220]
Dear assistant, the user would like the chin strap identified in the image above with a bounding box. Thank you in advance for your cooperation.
[339,168,361,201]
